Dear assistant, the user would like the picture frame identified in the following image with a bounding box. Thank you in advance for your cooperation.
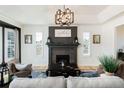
[93,35,101,44]
[25,35,32,44]
[55,29,71,37]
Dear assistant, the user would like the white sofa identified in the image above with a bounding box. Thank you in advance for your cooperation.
[9,76,124,88]
[67,76,124,88]
[9,76,66,88]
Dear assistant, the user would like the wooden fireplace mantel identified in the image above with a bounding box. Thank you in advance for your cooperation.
[46,42,80,47]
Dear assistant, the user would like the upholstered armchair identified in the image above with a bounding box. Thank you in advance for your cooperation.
[9,63,32,77]
[115,63,124,79]
[96,64,104,74]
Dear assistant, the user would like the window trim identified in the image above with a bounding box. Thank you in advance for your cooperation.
[0,20,21,63]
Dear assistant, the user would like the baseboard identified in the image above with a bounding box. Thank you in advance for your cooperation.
[32,65,98,71]
[78,66,98,71]
[32,65,48,71]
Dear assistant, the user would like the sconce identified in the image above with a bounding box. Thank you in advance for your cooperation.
[73,37,78,43]
[47,37,51,43]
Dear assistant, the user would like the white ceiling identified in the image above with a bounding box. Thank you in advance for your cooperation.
[0,5,108,25]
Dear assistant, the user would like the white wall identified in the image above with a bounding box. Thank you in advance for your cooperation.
[78,16,124,66]
[0,12,22,28]
[21,25,105,67]
[21,25,48,66]
[1,6,124,69]
[78,25,103,66]
[20,12,124,68]
[0,5,121,68]
[98,6,124,23]
[102,13,124,56]
[0,27,2,63]
[116,26,124,50]
[0,11,21,63]
[21,15,124,67]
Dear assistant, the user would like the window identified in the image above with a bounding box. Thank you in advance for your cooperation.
[8,31,15,58]
[5,28,17,62]
[0,22,20,63]
[36,32,43,55]
[83,32,90,56]
[36,32,43,43]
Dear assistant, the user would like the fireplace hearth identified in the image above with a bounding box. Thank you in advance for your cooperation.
[46,26,80,77]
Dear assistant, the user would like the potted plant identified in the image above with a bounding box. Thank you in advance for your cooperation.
[99,55,119,76]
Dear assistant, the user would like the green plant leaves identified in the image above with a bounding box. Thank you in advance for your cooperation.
[99,55,119,73]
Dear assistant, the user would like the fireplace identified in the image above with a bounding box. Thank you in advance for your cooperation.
[56,55,70,67]
[46,26,80,77]
[50,47,78,68]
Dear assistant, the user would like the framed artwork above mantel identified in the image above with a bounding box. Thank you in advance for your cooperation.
[49,26,77,44]
[55,29,71,37]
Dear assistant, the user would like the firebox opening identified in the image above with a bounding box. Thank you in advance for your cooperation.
[56,55,70,66]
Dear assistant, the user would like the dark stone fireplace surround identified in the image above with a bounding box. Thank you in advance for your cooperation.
[46,26,80,77]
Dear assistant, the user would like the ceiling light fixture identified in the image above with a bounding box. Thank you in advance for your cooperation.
[55,5,74,26]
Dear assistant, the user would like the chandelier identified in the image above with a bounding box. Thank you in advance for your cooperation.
[55,5,74,26]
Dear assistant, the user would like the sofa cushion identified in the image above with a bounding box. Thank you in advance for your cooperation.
[67,76,124,88]
[9,77,66,88]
